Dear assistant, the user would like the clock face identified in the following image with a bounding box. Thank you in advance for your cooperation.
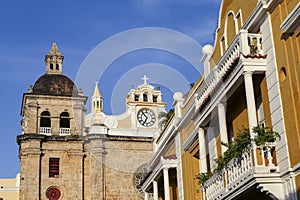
[137,109,155,127]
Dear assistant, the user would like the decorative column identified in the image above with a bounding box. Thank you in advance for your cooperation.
[243,71,258,137]
[243,71,258,166]
[153,180,158,200]
[163,168,171,200]
[217,102,228,153]
[207,127,217,171]
[198,127,207,173]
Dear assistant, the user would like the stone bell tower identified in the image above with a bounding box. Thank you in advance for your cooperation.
[17,43,87,200]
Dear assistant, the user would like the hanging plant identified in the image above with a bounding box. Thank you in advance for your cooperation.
[253,124,280,146]
[216,128,251,171]
[197,171,213,185]
[196,124,280,185]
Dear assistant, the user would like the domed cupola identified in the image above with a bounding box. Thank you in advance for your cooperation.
[32,43,78,97]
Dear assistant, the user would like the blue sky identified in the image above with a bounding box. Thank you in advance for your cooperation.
[0,0,221,177]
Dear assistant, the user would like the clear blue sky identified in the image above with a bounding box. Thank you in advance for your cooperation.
[0,0,221,177]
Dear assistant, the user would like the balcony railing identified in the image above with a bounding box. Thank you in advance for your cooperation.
[40,127,51,135]
[195,30,265,113]
[204,143,278,200]
[59,128,71,136]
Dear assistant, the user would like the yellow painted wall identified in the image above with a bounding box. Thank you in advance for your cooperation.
[210,0,257,66]
[227,86,249,137]
[166,143,176,156]
[260,77,272,127]
[0,175,19,200]
[181,152,201,200]
[180,120,196,146]
[270,0,300,166]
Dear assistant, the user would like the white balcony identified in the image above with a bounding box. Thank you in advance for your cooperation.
[195,30,266,115]
[59,128,71,136]
[40,127,51,135]
[203,143,282,200]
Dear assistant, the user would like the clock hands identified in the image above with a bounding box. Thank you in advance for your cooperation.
[138,109,155,127]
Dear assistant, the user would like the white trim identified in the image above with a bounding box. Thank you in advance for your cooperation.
[141,157,177,191]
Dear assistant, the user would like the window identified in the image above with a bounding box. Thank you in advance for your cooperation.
[153,95,158,102]
[143,93,148,102]
[134,94,139,101]
[56,64,59,70]
[40,111,51,127]
[50,64,53,70]
[49,158,59,178]
[60,112,70,128]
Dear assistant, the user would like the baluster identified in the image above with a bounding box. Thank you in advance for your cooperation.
[224,169,228,190]
[257,35,263,54]
[267,145,275,167]
[261,147,266,167]
[241,154,245,174]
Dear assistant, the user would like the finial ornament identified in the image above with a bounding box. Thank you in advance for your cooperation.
[28,85,33,93]
[48,43,61,55]
[142,75,149,85]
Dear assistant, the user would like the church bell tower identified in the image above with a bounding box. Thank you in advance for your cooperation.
[17,43,87,200]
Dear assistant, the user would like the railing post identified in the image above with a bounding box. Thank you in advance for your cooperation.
[267,145,275,167]
[239,29,249,55]
[217,102,228,154]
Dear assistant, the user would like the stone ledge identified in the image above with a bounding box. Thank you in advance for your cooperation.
[17,134,84,144]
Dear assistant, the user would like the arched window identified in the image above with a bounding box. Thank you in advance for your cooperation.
[56,64,59,70]
[50,64,53,70]
[134,94,139,101]
[59,112,70,128]
[143,93,148,102]
[153,95,158,102]
[40,111,51,127]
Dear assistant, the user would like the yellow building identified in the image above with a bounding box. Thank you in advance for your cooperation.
[141,0,300,199]
[0,173,20,200]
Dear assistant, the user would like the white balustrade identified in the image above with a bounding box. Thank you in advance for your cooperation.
[40,127,51,135]
[59,128,71,136]
[195,32,264,114]
[204,143,278,200]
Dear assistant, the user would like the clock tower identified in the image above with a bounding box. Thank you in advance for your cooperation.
[84,75,166,199]
[126,75,166,131]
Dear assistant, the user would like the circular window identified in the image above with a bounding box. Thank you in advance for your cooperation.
[133,164,149,198]
[46,187,61,200]
[279,67,287,81]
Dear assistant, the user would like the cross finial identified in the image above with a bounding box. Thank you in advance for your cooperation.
[142,75,149,85]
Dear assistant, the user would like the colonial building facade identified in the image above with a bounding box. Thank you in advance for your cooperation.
[16,0,299,199]
[17,43,165,199]
[141,0,300,200]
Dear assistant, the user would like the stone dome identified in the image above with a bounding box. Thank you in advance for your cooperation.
[33,74,78,96]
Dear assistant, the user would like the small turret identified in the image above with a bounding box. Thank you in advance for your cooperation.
[92,82,103,113]
[45,43,64,75]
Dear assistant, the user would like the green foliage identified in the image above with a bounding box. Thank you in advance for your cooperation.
[197,124,280,185]
[253,124,281,146]
[216,128,251,171]
[158,109,174,128]
[197,171,214,185]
